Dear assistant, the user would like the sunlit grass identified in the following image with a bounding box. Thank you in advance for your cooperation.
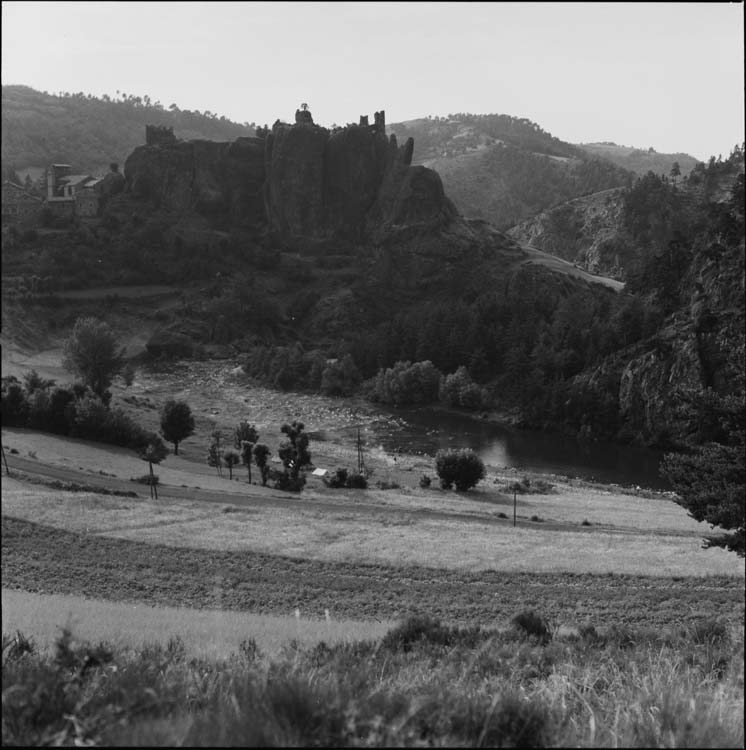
[3,615,742,747]
[1,588,392,660]
[2,480,740,576]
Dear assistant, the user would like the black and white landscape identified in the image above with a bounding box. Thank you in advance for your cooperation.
[1,3,744,746]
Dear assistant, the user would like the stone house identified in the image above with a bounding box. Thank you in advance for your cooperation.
[1,180,43,224]
[75,178,104,217]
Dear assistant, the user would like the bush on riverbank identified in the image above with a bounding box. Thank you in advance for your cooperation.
[2,615,742,747]
[435,448,486,491]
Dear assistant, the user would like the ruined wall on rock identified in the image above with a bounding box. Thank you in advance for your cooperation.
[124,108,458,241]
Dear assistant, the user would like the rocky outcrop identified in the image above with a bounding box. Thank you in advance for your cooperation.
[616,320,703,442]
[124,136,266,225]
[124,109,459,242]
[508,188,629,279]
[263,122,328,237]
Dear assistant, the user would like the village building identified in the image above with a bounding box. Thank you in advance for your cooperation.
[1,180,44,224]
[75,178,104,217]
[43,163,106,218]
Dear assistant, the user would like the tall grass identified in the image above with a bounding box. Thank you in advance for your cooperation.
[2,615,743,747]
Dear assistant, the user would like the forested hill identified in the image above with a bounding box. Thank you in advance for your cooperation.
[576,142,699,177]
[1,85,255,174]
[387,113,636,229]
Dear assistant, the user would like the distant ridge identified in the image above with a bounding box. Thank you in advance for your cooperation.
[576,142,699,177]
[1,85,255,174]
[387,113,635,229]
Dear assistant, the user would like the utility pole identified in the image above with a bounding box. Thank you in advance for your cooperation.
[513,486,517,527]
[356,426,365,475]
[1,443,10,477]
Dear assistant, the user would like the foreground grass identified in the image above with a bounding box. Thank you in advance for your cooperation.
[3,516,744,629]
[1,588,392,661]
[3,615,742,747]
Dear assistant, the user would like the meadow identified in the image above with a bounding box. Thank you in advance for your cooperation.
[2,361,744,746]
[3,611,743,746]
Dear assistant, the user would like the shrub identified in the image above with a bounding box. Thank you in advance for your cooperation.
[346,472,368,489]
[478,692,550,748]
[3,630,35,661]
[438,366,486,410]
[577,623,600,642]
[72,396,150,449]
[511,611,552,642]
[375,480,401,490]
[435,448,485,491]
[145,330,195,359]
[381,615,454,652]
[419,474,432,488]
[319,355,361,396]
[270,468,306,492]
[1,377,29,427]
[54,626,114,673]
[324,468,368,489]
[238,637,261,663]
[369,360,442,406]
[684,618,730,646]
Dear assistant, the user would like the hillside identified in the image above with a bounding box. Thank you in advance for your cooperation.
[576,142,699,177]
[509,149,744,280]
[2,103,743,454]
[387,114,635,229]
[1,85,254,175]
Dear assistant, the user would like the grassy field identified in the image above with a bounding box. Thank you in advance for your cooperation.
[3,516,743,631]
[3,613,743,746]
[2,349,744,746]
[1,588,392,660]
[2,468,740,577]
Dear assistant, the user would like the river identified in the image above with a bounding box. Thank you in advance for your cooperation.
[313,406,670,490]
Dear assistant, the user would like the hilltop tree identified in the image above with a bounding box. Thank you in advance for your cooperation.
[279,421,312,479]
[274,421,311,491]
[670,161,681,184]
[62,317,123,402]
[207,430,223,476]
[234,421,259,482]
[137,435,168,499]
[160,400,195,455]
[253,443,271,486]
[223,449,241,480]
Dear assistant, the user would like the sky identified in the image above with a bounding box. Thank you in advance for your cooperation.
[2,1,743,161]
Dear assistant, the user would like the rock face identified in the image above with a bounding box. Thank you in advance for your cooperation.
[124,109,457,241]
[508,188,629,279]
[124,136,266,226]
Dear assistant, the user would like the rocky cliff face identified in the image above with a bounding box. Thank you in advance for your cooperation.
[124,136,266,226]
[575,197,744,447]
[508,188,629,279]
[124,111,458,243]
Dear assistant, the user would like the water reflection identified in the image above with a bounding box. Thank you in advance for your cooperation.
[314,406,669,490]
